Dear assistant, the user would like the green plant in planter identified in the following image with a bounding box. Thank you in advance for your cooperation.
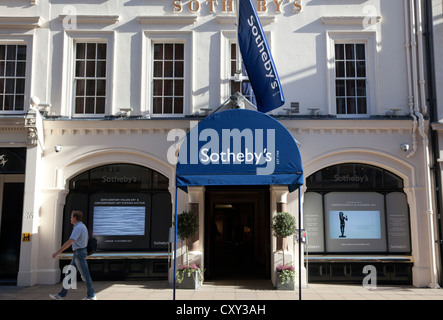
[272,211,296,267]
[176,210,202,284]
[276,263,295,285]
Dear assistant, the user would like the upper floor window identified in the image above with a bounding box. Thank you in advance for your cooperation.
[0,45,26,112]
[335,43,367,116]
[74,42,107,115]
[230,43,256,105]
[152,43,184,115]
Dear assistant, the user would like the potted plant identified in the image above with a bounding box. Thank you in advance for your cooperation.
[276,263,296,290]
[272,212,297,289]
[176,210,203,289]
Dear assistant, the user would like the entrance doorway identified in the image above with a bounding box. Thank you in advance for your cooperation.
[205,186,270,280]
[0,182,25,284]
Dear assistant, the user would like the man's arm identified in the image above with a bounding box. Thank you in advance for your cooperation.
[52,239,75,259]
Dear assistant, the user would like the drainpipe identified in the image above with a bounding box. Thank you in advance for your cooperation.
[424,0,443,289]
[405,0,418,158]
[406,0,440,288]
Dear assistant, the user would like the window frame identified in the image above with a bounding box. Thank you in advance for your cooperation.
[0,37,32,115]
[62,31,114,118]
[326,31,379,118]
[143,31,192,118]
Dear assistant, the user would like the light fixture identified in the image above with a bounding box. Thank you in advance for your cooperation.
[387,108,403,117]
[54,145,63,153]
[30,96,52,114]
[117,107,133,118]
[400,143,410,152]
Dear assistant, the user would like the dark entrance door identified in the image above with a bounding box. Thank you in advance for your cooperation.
[0,183,25,283]
[205,186,270,280]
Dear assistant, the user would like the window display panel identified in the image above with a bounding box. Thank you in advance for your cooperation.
[89,193,150,250]
[324,192,387,253]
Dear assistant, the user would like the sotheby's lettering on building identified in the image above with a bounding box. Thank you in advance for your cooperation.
[1,0,443,290]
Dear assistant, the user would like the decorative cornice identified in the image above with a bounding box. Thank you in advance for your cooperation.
[137,15,197,25]
[58,15,120,25]
[216,15,274,25]
[0,16,42,29]
[321,16,381,26]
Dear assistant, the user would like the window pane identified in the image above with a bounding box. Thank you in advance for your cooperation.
[75,61,85,77]
[336,80,345,96]
[357,98,367,114]
[336,98,346,114]
[174,98,183,113]
[96,97,105,114]
[4,95,13,110]
[85,97,95,113]
[356,44,365,60]
[154,61,163,77]
[357,61,366,77]
[0,46,5,60]
[153,97,162,113]
[86,79,96,96]
[347,97,356,114]
[335,44,344,60]
[356,80,366,96]
[17,46,26,61]
[96,80,106,96]
[346,80,356,97]
[0,61,4,77]
[164,61,173,77]
[175,44,184,60]
[15,95,24,110]
[153,80,163,96]
[75,97,84,113]
[97,44,107,59]
[6,61,15,76]
[0,79,3,92]
[345,44,354,60]
[86,61,95,77]
[335,61,345,78]
[164,44,173,60]
[174,79,183,96]
[87,43,96,59]
[76,43,86,59]
[164,97,173,113]
[96,61,106,77]
[5,79,14,93]
[6,45,16,60]
[154,44,163,60]
[346,61,355,77]
[16,62,26,77]
[15,79,25,94]
[175,61,184,77]
[164,79,173,96]
[76,79,85,96]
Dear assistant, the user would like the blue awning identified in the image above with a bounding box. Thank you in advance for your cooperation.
[176,109,303,192]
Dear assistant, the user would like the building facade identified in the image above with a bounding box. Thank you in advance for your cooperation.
[0,0,441,289]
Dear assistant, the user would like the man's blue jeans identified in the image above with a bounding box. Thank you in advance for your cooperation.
[58,248,95,298]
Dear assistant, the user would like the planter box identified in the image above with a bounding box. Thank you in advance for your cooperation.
[276,271,295,290]
[178,270,201,289]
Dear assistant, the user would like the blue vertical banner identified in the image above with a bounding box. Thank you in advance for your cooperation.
[237,0,285,113]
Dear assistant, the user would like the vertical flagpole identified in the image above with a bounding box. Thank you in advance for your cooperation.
[298,187,302,300]
[236,0,242,84]
[173,186,178,300]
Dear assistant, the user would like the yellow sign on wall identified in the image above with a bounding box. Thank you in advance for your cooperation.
[22,233,31,242]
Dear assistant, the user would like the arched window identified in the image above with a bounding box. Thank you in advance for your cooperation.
[304,163,410,254]
[62,164,171,252]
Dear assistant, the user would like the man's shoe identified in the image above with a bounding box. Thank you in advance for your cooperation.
[83,295,97,300]
[49,293,64,300]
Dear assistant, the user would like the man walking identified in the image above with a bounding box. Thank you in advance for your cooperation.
[50,210,96,300]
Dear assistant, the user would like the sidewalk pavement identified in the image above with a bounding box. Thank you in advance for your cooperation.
[0,279,442,300]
